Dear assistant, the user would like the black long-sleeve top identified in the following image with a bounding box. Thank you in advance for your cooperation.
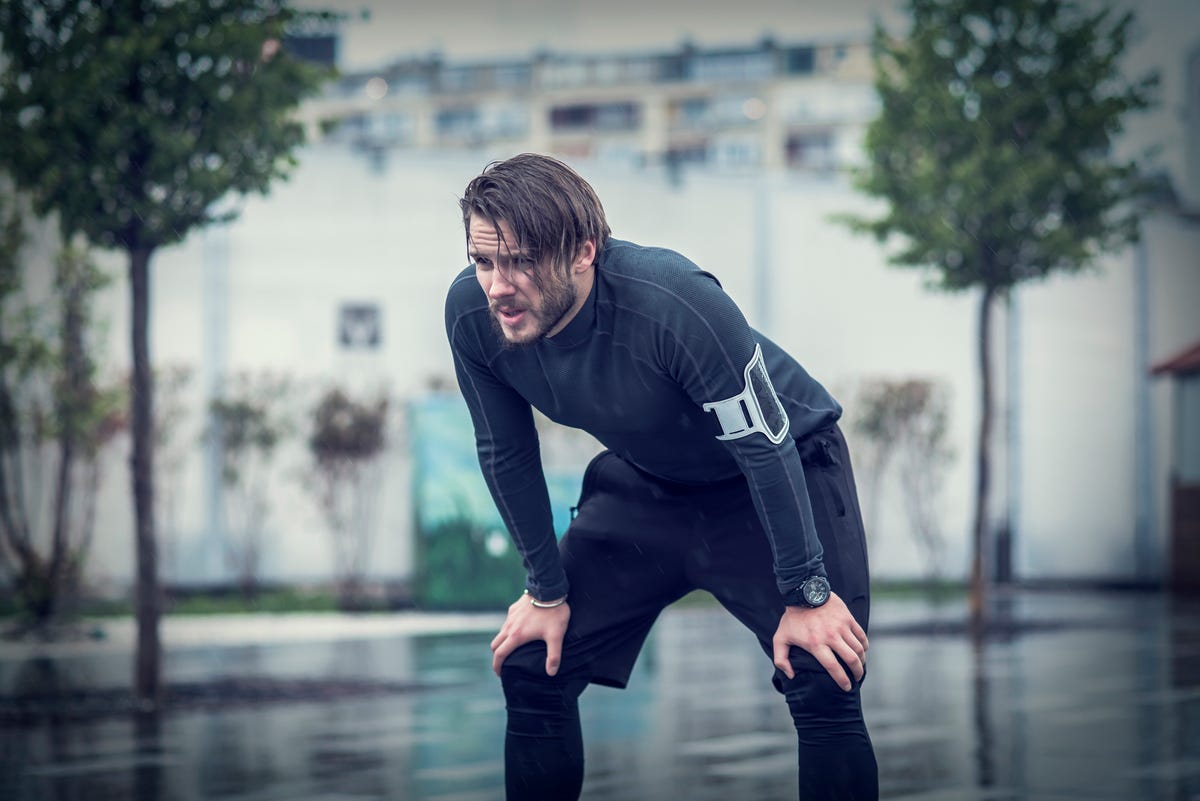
[445,238,841,601]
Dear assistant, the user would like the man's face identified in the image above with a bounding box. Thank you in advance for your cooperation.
[468,214,577,347]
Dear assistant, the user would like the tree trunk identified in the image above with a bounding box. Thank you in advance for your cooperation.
[129,245,160,706]
[44,432,74,623]
[0,370,33,570]
[46,259,88,623]
[0,315,34,570]
[969,285,997,633]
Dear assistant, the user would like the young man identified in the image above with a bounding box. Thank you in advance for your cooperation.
[445,153,877,800]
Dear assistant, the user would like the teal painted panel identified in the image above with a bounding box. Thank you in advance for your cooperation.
[409,394,583,608]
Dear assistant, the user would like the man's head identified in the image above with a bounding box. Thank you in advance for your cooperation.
[460,154,610,346]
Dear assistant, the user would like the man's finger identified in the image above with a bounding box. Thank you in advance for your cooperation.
[834,640,865,683]
[815,647,852,692]
[850,619,869,651]
[545,635,562,677]
[772,638,795,680]
[492,639,512,676]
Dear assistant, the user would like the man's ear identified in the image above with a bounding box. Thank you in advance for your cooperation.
[571,239,597,273]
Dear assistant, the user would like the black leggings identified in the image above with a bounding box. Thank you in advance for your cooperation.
[786,672,878,800]
[502,670,588,801]
[501,666,878,801]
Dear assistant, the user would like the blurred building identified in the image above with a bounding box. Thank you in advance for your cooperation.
[298,36,878,172]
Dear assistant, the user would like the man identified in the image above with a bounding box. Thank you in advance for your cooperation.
[445,153,876,800]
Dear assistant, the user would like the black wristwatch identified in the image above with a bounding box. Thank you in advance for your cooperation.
[784,575,831,608]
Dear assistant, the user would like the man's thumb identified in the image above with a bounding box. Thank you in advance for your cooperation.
[773,639,794,680]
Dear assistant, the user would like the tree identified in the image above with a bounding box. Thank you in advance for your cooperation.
[307,387,388,610]
[208,371,291,600]
[849,378,909,551]
[851,378,955,583]
[153,363,194,586]
[0,190,126,634]
[892,381,955,584]
[0,0,332,701]
[841,0,1157,629]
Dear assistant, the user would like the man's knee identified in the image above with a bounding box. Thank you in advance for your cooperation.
[500,666,588,737]
[783,672,869,745]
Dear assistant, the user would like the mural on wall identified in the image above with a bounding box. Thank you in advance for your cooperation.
[409,394,584,609]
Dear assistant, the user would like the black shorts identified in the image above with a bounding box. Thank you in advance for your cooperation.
[503,424,871,695]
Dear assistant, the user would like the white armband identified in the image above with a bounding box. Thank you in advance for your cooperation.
[702,344,790,445]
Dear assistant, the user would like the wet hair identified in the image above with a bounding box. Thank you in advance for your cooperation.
[459,153,611,277]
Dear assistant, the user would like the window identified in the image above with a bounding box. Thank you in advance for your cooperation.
[786,131,836,171]
[785,47,814,75]
[711,137,761,167]
[494,64,532,90]
[436,106,481,138]
[540,60,588,89]
[673,97,710,128]
[482,103,529,138]
[550,102,639,132]
[690,52,774,82]
[440,67,483,92]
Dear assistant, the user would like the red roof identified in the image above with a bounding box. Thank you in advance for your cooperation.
[1152,340,1200,375]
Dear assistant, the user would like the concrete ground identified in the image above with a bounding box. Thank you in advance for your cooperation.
[1,587,1198,800]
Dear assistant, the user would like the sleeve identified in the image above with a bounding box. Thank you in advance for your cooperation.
[658,269,826,596]
[445,284,569,601]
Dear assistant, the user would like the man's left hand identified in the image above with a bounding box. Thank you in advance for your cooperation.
[771,591,868,691]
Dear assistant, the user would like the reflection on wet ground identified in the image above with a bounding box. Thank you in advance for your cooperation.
[2,589,1199,800]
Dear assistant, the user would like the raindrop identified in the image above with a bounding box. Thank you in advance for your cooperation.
[485,530,508,557]
[742,97,767,121]
[365,77,389,101]
[963,94,980,121]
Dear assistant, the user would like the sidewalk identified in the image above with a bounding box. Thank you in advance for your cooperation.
[0,609,505,659]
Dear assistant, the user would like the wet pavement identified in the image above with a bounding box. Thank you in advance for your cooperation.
[2,588,1199,800]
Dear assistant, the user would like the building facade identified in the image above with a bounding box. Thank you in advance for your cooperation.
[299,37,878,173]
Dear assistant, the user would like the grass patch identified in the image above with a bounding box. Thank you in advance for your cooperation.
[871,579,966,602]
[165,588,341,616]
[0,588,346,622]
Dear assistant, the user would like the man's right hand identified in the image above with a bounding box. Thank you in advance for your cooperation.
[490,593,571,676]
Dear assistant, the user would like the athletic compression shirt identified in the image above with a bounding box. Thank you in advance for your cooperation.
[445,238,842,602]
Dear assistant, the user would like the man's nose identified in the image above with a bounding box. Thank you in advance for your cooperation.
[488,267,516,297]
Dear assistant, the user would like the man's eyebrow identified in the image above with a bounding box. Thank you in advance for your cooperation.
[468,246,533,260]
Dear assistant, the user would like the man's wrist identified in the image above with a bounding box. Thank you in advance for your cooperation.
[524,589,568,608]
[782,575,831,608]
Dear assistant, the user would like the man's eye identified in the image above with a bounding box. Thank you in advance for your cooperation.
[475,258,491,268]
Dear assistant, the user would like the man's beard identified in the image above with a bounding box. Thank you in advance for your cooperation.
[489,273,577,349]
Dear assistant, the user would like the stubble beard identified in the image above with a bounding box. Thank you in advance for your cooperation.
[489,273,577,350]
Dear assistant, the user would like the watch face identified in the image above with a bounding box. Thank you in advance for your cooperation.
[803,577,830,606]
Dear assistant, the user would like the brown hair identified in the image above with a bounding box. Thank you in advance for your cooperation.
[460,153,611,276]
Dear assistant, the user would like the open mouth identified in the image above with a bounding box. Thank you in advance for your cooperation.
[494,306,526,326]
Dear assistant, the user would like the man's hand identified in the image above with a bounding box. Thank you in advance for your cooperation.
[772,591,868,691]
[490,593,571,676]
